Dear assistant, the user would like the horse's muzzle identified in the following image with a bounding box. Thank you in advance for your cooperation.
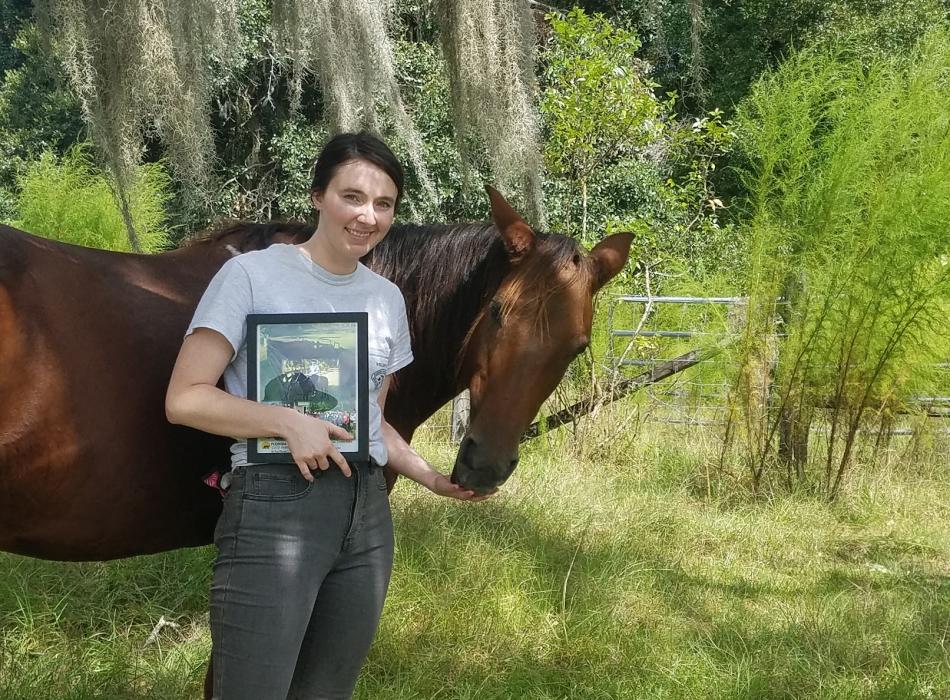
[450,436,519,494]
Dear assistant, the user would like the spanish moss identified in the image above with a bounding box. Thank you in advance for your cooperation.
[434,0,545,226]
[271,0,435,204]
[40,0,547,238]
[43,0,239,249]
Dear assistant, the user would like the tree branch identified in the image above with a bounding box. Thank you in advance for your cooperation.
[522,344,724,441]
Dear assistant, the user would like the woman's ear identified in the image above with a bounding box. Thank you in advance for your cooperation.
[310,191,322,209]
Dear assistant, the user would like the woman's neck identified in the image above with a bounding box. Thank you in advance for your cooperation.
[297,233,358,275]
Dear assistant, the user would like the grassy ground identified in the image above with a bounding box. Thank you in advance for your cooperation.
[1,418,947,699]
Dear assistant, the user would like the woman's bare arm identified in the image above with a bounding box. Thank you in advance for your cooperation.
[378,375,489,500]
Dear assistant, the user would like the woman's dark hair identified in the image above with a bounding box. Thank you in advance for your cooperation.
[309,131,405,205]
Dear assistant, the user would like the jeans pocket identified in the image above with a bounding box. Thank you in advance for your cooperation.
[242,467,315,501]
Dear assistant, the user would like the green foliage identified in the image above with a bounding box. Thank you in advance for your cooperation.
[806,0,950,62]
[539,8,664,248]
[591,0,949,114]
[0,20,84,222]
[728,30,950,497]
[391,39,491,223]
[539,8,740,289]
[540,9,663,185]
[198,0,326,229]
[13,146,172,253]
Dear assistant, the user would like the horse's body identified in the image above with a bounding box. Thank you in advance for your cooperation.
[0,189,632,562]
[0,228,234,559]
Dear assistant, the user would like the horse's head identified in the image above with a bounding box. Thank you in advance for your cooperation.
[451,187,633,494]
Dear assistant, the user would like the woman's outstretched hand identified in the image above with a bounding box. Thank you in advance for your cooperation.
[428,472,496,502]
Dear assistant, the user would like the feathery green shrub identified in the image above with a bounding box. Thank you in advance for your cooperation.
[12,146,172,253]
[728,30,950,497]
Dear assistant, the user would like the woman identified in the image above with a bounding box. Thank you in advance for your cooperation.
[166,132,483,699]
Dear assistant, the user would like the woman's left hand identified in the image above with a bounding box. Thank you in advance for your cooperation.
[428,472,496,501]
[379,379,494,502]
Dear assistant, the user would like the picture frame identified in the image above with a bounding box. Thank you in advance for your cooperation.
[246,312,369,463]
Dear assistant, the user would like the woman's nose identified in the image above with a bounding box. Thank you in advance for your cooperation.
[357,203,376,224]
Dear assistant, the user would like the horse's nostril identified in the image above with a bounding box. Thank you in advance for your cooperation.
[509,457,519,470]
[459,436,476,464]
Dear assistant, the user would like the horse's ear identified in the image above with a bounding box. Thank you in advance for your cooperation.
[485,185,535,263]
[589,233,634,291]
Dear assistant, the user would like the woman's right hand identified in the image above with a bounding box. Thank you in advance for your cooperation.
[280,409,354,481]
[167,329,354,482]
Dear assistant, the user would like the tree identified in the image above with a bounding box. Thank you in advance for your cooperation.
[537,7,738,290]
[38,0,546,247]
[729,32,950,497]
[539,8,663,239]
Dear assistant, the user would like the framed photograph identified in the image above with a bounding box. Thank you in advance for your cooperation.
[246,312,369,463]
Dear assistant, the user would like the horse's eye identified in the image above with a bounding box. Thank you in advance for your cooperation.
[489,299,503,324]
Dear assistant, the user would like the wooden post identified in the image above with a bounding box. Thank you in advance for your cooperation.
[451,390,470,443]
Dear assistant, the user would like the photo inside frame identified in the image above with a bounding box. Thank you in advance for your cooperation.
[256,321,360,447]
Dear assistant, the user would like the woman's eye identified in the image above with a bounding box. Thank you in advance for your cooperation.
[344,193,360,202]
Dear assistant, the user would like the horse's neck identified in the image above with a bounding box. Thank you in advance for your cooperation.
[369,224,509,427]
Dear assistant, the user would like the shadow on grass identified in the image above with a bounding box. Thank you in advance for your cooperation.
[0,547,213,633]
[0,548,213,699]
[1,491,947,699]
[372,495,950,699]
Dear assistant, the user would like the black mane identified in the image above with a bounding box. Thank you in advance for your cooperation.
[362,224,511,425]
[367,224,582,423]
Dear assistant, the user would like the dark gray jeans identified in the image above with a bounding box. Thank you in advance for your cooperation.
[210,461,394,700]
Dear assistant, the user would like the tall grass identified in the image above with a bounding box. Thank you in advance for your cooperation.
[10,146,172,253]
[727,30,950,498]
[1,425,947,698]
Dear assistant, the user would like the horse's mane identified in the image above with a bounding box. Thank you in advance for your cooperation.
[187,220,315,251]
[368,222,581,332]
[368,223,505,316]
[368,223,583,387]
[366,223,510,378]
[187,218,582,385]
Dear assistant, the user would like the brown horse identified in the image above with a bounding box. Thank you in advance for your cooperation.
[0,187,631,562]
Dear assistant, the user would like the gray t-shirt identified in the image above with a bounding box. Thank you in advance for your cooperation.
[186,243,413,467]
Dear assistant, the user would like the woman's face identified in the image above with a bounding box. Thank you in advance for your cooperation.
[310,158,399,263]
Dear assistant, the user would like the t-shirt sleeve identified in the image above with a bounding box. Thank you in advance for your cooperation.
[388,292,414,374]
[185,257,253,358]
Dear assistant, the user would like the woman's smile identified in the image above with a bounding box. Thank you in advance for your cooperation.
[345,226,375,240]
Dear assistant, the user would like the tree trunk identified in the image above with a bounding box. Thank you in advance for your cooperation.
[775,273,808,481]
[581,177,588,240]
[688,0,706,105]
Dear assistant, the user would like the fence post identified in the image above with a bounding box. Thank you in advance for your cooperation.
[451,390,470,443]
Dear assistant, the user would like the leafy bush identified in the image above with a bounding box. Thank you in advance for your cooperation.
[12,146,172,253]
[727,29,950,497]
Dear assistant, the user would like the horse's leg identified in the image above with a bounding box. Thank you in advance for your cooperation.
[204,656,213,699]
